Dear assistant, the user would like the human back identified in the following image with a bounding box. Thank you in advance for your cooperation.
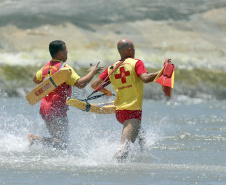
[91,39,161,161]
[39,60,72,121]
[108,57,144,110]
[28,40,104,149]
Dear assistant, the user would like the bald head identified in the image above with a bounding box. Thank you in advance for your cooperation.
[117,39,135,59]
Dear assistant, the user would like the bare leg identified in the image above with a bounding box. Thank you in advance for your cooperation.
[114,119,141,161]
[138,127,146,152]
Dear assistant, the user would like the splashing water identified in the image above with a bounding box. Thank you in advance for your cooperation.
[1,97,226,184]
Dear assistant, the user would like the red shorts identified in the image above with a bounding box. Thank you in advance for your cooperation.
[115,110,142,124]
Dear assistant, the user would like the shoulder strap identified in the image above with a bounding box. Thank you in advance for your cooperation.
[94,59,125,92]
[43,61,65,81]
[59,62,66,70]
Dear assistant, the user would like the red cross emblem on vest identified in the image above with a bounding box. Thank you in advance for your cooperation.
[115,67,130,84]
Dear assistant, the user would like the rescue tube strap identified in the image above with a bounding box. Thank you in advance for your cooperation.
[85,102,91,112]
[49,77,58,88]
[87,93,107,101]
[94,59,125,92]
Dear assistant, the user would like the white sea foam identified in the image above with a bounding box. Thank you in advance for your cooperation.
[0,52,47,66]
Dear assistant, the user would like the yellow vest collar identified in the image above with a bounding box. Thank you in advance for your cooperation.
[51,59,63,63]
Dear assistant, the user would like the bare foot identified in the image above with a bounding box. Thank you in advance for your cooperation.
[27,133,33,143]
[27,133,35,146]
[53,138,62,143]
[27,133,43,146]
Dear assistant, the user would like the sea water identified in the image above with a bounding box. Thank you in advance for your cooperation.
[0,0,226,184]
[0,96,225,185]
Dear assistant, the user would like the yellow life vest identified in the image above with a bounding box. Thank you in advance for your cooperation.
[108,58,144,110]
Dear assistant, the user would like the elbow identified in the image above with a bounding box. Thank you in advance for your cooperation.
[142,75,155,83]
[33,75,42,84]
[74,80,86,89]
[77,85,84,89]
[145,78,155,83]
[140,74,151,84]
[142,77,150,83]
[77,83,86,89]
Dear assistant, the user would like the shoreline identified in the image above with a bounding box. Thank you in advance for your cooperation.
[1,65,225,100]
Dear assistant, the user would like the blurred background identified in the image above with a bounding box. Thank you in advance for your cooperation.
[0,0,226,99]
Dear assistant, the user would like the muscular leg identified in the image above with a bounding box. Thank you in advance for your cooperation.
[121,119,141,143]
[114,119,141,161]
[138,126,146,152]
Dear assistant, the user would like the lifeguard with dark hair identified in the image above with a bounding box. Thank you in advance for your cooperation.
[49,40,66,58]
[28,40,103,149]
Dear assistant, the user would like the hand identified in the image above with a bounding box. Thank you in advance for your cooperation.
[105,89,113,96]
[100,88,113,96]
[168,59,173,64]
[163,59,173,67]
[167,59,173,65]
[89,62,104,75]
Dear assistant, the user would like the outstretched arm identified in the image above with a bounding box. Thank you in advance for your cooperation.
[139,59,173,83]
[139,71,160,83]
[74,62,103,89]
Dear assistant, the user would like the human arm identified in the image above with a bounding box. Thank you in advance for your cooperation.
[32,75,42,84]
[139,59,173,83]
[135,60,160,83]
[139,71,160,83]
[91,77,113,96]
[74,62,104,89]
[32,68,43,84]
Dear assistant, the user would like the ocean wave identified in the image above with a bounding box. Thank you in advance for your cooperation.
[0,1,226,69]
[0,64,226,100]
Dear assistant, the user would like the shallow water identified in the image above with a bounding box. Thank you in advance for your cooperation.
[0,96,226,184]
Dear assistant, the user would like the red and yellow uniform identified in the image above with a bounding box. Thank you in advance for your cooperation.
[35,60,80,121]
[99,57,147,124]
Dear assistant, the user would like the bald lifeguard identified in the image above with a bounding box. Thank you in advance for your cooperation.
[117,39,135,59]
[91,39,163,161]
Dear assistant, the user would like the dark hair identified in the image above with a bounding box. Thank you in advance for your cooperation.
[49,40,65,58]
